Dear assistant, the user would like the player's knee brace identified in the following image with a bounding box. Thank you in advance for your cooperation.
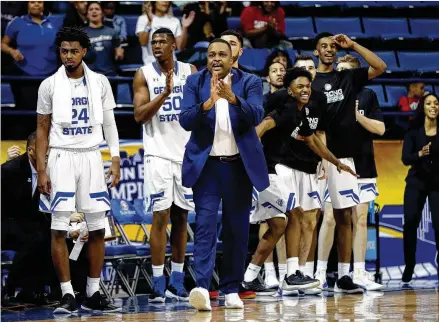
[51,211,72,231]
[85,211,106,231]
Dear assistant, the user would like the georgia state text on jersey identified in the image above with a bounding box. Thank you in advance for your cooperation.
[141,61,192,163]
[36,75,115,149]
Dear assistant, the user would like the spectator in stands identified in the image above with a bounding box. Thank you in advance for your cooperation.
[240,1,292,49]
[263,48,293,76]
[1,132,58,306]
[399,82,426,112]
[136,1,195,65]
[84,2,124,76]
[102,1,128,49]
[183,1,229,48]
[1,1,60,109]
[401,93,439,284]
[62,1,88,28]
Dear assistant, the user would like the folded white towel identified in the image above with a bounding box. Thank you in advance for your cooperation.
[52,62,103,127]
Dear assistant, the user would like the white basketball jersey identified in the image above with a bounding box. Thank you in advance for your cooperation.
[141,61,192,162]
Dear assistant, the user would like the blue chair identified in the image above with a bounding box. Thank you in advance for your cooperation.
[315,17,364,38]
[117,83,132,107]
[410,19,439,40]
[285,17,316,39]
[349,51,400,73]
[424,84,434,95]
[124,15,139,37]
[363,18,413,39]
[435,85,439,95]
[295,1,336,7]
[1,83,15,107]
[342,2,383,8]
[119,64,142,73]
[391,1,438,8]
[365,85,392,109]
[1,251,15,265]
[240,49,271,73]
[385,85,407,107]
[227,17,241,31]
[398,52,439,73]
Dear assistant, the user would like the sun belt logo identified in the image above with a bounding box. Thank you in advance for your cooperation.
[324,88,344,104]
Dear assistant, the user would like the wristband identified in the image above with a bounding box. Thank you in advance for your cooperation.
[144,26,152,33]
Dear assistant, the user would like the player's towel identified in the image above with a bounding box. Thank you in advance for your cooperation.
[52,62,103,127]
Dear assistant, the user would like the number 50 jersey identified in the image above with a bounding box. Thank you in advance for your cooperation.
[140,61,192,163]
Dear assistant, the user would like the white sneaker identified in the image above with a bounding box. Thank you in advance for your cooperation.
[189,288,212,311]
[314,269,328,290]
[352,269,383,291]
[224,293,244,309]
[264,274,280,288]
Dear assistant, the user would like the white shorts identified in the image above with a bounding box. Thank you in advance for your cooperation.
[327,158,359,209]
[144,155,194,212]
[358,178,379,204]
[319,179,328,210]
[276,164,322,212]
[250,174,295,224]
[48,148,110,213]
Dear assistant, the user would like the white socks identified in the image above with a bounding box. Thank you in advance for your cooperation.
[278,263,287,284]
[264,262,276,277]
[338,263,350,278]
[86,277,100,298]
[60,280,74,297]
[244,263,261,282]
[316,260,328,271]
[152,264,164,277]
[354,262,365,271]
[304,261,314,277]
[287,257,299,276]
[171,261,184,273]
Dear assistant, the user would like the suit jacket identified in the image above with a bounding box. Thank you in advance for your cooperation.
[1,153,45,223]
[179,68,269,191]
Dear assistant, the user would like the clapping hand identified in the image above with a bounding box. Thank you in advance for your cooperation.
[216,74,235,103]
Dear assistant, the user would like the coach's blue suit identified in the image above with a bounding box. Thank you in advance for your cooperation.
[180,68,269,294]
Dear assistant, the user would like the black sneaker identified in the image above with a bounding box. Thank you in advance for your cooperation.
[241,278,278,296]
[81,291,121,313]
[282,270,320,291]
[53,294,77,314]
[334,275,363,294]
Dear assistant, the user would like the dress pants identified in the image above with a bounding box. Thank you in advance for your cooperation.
[192,158,253,294]
[403,183,439,270]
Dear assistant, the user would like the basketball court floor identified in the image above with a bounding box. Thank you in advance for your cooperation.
[2,280,438,321]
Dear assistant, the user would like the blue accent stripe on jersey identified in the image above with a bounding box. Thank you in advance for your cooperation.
[286,193,296,211]
[184,194,193,200]
[96,198,111,207]
[50,192,75,211]
[308,191,322,207]
[39,200,49,212]
[252,188,258,201]
[360,183,379,196]
[148,191,165,212]
[339,189,360,204]
[261,202,284,214]
[90,191,110,200]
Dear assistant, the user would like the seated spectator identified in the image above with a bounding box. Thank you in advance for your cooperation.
[102,1,128,49]
[399,82,426,112]
[240,1,292,49]
[183,1,229,48]
[263,48,293,75]
[135,1,195,65]
[84,2,123,77]
[62,1,88,28]
[1,1,60,109]
[1,132,58,306]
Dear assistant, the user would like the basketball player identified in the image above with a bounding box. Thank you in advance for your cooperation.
[312,32,386,293]
[292,54,327,295]
[316,55,384,291]
[260,61,288,289]
[36,26,121,313]
[133,28,197,302]
[242,68,357,294]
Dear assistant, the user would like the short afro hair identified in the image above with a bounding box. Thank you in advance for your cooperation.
[152,27,175,40]
[220,30,244,48]
[283,67,313,88]
[314,32,334,49]
[55,26,90,49]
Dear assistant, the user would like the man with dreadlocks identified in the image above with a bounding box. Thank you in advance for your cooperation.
[36,26,121,314]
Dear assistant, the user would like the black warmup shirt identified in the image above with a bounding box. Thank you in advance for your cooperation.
[353,88,383,179]
[312,67,369,158]
[262,91,316,174]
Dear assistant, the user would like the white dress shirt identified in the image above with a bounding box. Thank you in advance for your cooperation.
[29,160,37,196]
[210,76,239,156]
